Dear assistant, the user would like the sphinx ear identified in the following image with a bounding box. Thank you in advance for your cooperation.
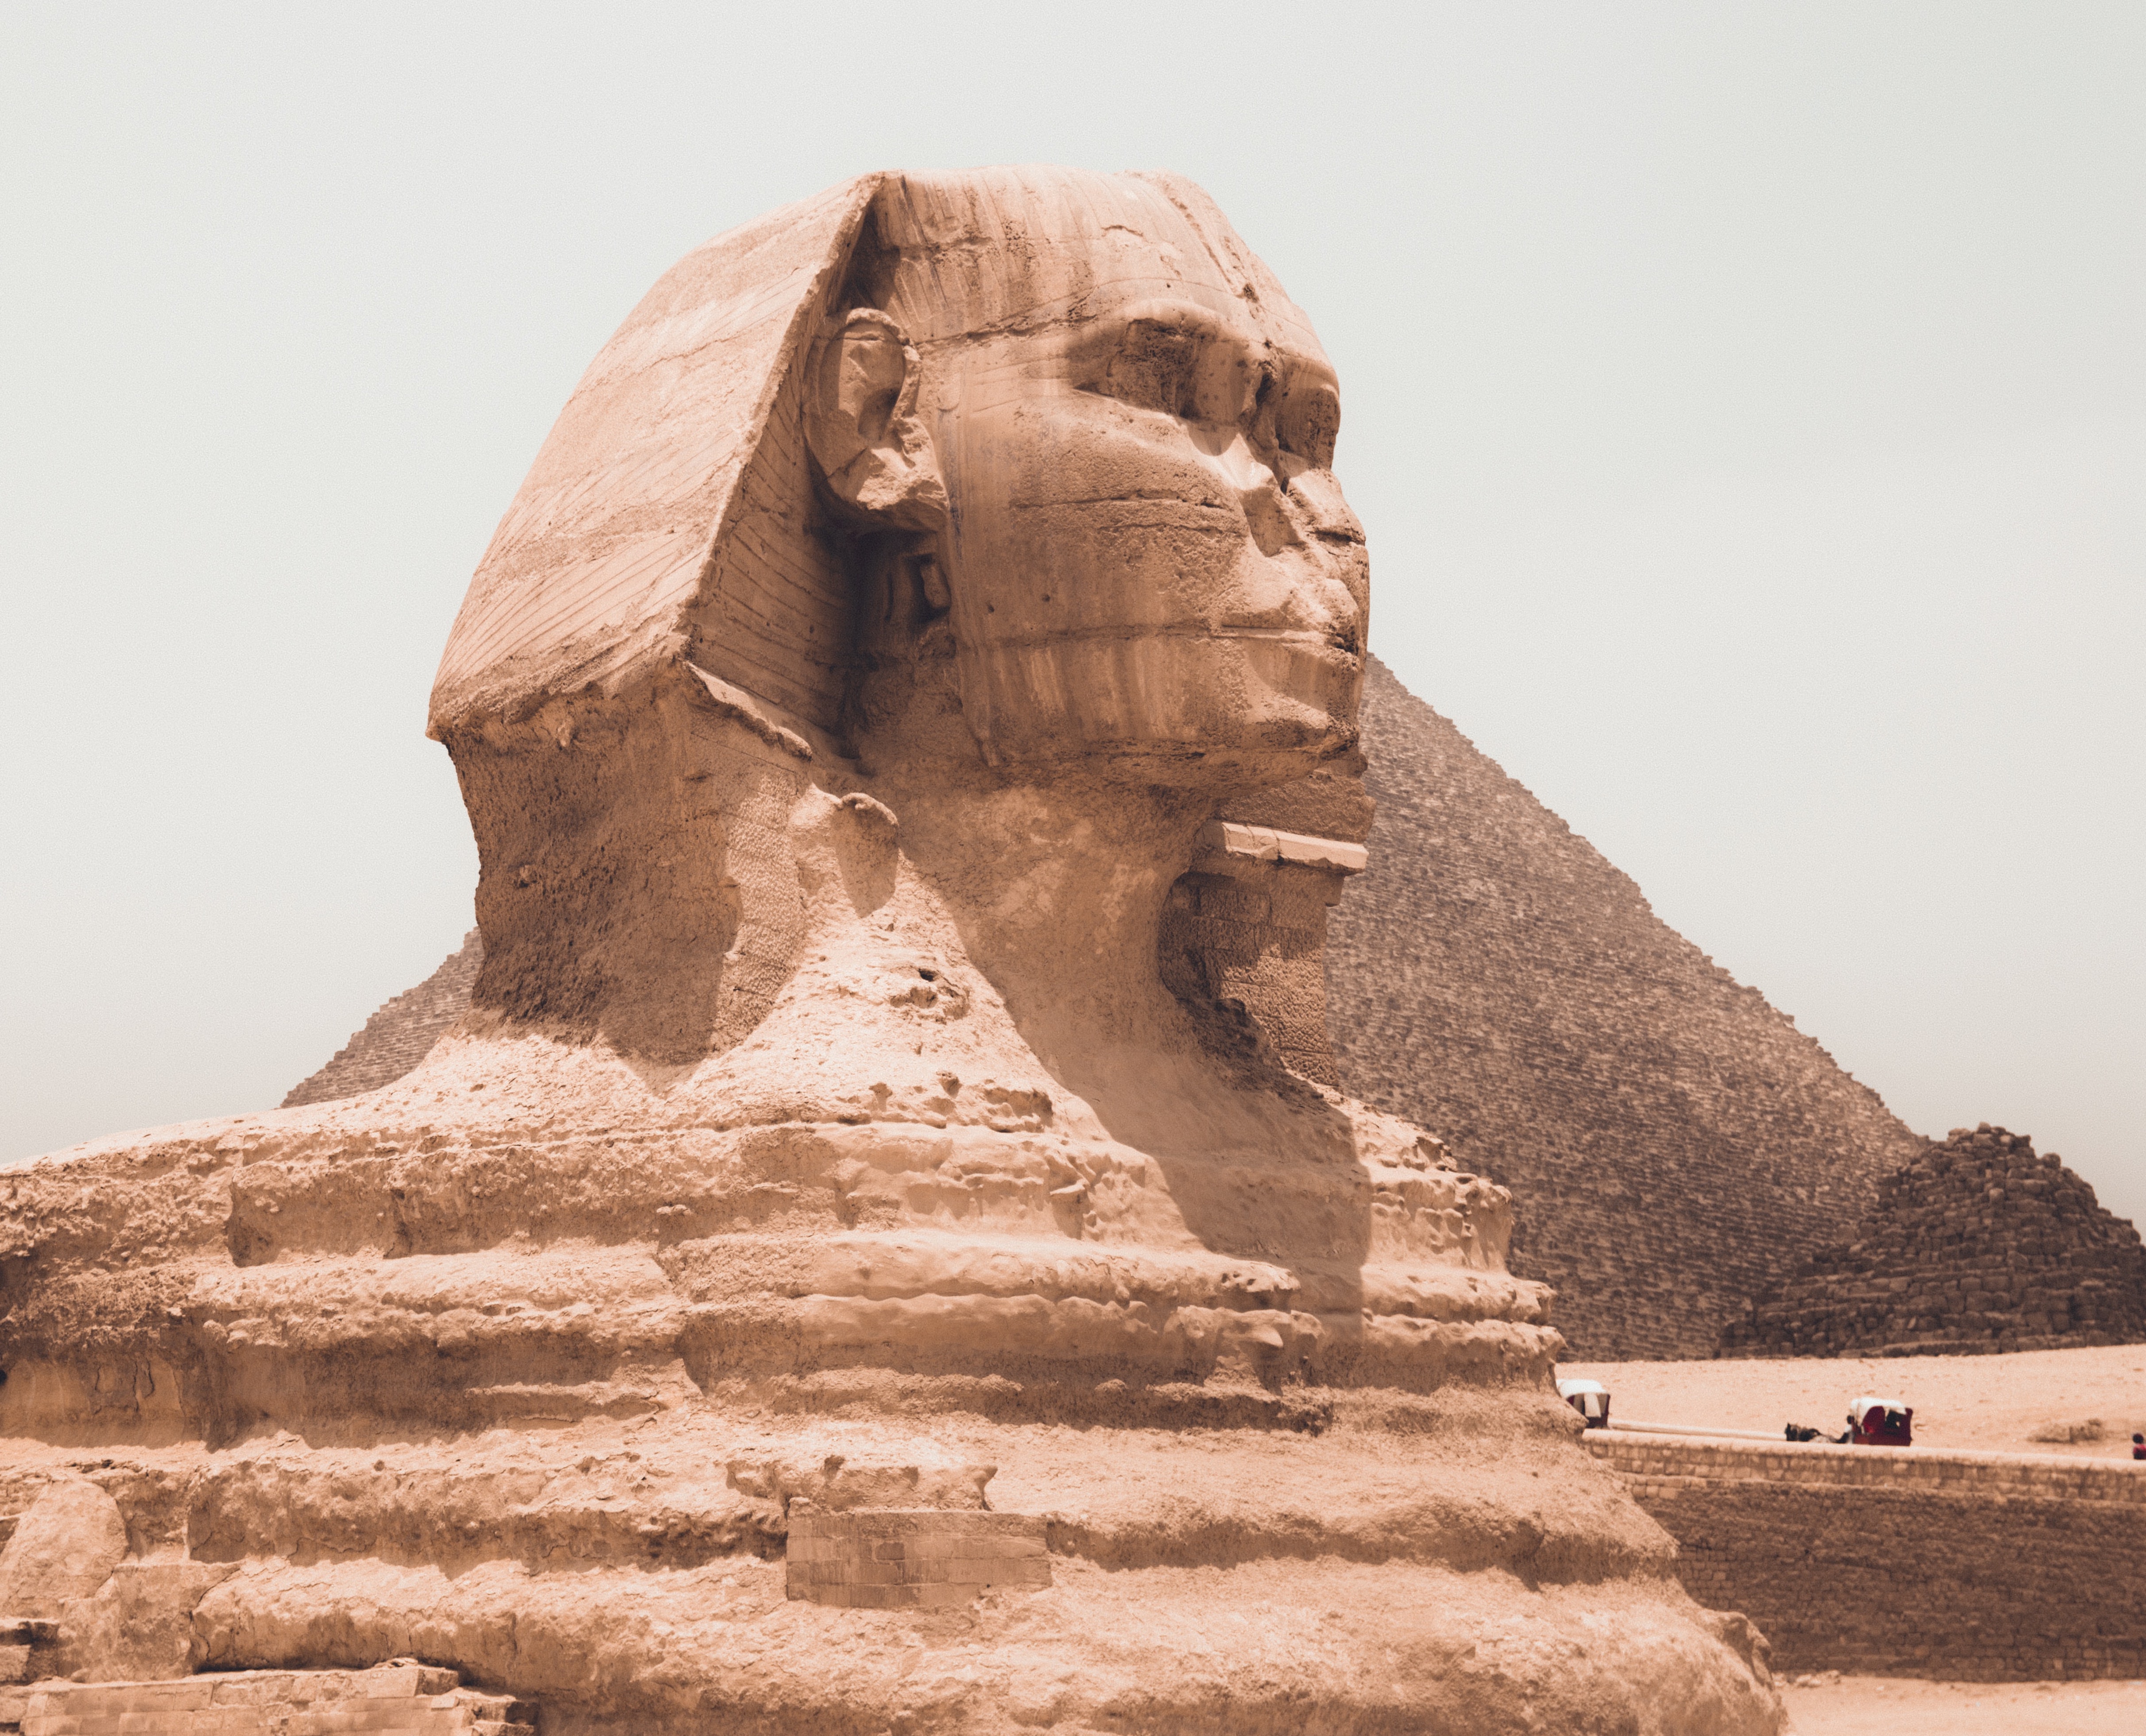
[803,309,949,533]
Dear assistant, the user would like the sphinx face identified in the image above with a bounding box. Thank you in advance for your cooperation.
[882,173,1367,777]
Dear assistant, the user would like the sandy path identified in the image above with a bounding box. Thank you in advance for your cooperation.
[1561,1343,2146,1458]
[1782,1674,2146,1732]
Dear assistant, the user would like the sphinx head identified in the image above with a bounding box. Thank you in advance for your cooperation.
[813,168,1366,775]
[430,167,1368,1061]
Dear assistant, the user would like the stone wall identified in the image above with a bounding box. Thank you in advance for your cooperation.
[1721,1125,2146,1357]
[1,1663,532,1736]
[1588,1431,2146,1679]
[1328,659,1921,1358]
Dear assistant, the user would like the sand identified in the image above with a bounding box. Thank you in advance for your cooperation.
[1562,1343,2146,1459]
[1782,1674,2146,1733]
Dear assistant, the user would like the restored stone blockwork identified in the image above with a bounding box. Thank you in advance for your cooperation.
[1588,1432,2146,1680]
[785,1506,1050,1609]
[1327,659,1925,1358]
[3,1663,532,1736]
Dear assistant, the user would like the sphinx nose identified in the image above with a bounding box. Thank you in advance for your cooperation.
[1207,430,1278,497]
[1204,434,1302,558]
[1239,481,1301,559]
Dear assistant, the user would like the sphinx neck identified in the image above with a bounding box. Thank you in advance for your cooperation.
[882,768,1213,1081]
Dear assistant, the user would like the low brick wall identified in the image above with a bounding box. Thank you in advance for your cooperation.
[3,1662,533,1736]
[1588,1431,2146,1679]
[785,1506,1050,1609]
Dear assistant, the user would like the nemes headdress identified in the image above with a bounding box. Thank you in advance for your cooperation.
[429,168,1311,745]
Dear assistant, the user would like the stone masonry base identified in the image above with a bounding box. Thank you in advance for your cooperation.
[1589,1432,2146,1679]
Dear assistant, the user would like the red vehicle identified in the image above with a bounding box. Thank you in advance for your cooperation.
[1848,1395,1913,1447]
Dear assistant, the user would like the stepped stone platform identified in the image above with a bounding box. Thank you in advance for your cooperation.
[1721,1124,2146,1358]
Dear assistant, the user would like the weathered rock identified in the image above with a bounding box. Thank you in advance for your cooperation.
[15,1662,534,1736]
[294,672,1925,1366]
[0,1476,128,1616]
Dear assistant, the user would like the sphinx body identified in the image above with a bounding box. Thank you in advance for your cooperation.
[0,169,1782,1733]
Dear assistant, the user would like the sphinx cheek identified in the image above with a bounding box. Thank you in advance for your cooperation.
[946,399,1250,634]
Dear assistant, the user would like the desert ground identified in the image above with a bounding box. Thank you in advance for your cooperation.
[1562,1343,2146,1458]
[1781,1673,2146,1733]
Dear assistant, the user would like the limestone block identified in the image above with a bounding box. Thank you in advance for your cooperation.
[47,1563,238,1685]
[0,1479,128,1618]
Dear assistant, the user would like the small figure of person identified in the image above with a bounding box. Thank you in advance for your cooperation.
[2132,1432,2144,1461]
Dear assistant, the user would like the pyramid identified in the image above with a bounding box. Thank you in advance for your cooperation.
[283,929,480,1107]
[1720,1124,2146,1357]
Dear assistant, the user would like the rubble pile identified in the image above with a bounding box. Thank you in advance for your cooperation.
[1722,1125,2146,1357]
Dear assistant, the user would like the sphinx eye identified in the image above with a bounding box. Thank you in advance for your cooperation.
[1277,379,1340,469]
[1104,317,1204,417]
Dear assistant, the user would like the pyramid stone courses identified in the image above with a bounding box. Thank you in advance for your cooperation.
[1720,1124,2146,1358]
[282,930,480,1108]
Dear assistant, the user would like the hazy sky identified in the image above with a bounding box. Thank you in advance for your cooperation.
[5,5,2141,1227]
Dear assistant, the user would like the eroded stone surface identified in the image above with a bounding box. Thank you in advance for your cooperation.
[15,1662,534,1736]
[0,1480,126,1616]
[288,659,1925,1361]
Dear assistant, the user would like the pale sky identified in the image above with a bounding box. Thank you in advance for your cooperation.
[4,4,2141,1228]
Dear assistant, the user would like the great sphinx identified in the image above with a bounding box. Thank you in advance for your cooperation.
[1,167,1783,1732]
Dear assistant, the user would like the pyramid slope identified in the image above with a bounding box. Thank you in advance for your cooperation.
[1721,1124,2146,1357]
[1325,658,1923,1358]
[282,929,481,1108]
